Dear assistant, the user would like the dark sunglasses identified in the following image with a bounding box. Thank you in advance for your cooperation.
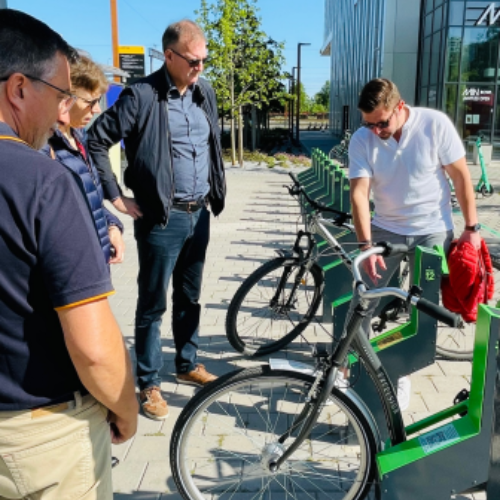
[361,108,397,130]
[169,48,208,67]
[77,95,101,108]
[0,74,77,111]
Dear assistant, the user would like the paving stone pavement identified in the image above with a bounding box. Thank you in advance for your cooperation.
[108,161,500,499]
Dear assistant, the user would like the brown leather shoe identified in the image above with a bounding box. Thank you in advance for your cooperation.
[139,386,169,420]
[176,364,217,387]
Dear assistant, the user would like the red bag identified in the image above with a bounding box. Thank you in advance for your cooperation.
[441,239,494,323]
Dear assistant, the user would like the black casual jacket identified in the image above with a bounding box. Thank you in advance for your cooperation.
[87,66,226,225]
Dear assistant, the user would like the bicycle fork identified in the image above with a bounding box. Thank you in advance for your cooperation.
[270,306,367,472]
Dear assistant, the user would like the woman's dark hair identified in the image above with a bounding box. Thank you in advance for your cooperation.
[0,9,77,81]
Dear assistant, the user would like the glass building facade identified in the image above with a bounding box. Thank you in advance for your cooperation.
[418,0,500,153]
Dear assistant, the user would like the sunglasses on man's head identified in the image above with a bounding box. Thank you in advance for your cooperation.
[169,48,208,68]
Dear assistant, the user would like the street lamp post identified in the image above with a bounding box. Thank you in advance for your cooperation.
[296,43,311,144]
[291,66,297,140]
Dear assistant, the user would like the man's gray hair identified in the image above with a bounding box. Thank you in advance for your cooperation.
[162,20,206,51]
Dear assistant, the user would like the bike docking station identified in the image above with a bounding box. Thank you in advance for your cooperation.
[333,245,445,445]
[374,304,500,499]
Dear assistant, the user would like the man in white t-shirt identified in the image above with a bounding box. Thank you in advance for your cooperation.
[347,78,480,409]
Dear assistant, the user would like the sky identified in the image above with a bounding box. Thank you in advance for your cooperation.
[7,0,330,98]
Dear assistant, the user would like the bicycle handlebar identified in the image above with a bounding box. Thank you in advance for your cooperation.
[415,297,459,327]
[287,173,352,220]
[352,244,460,328]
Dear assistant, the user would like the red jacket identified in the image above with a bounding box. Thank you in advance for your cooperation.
[441,239,494,323]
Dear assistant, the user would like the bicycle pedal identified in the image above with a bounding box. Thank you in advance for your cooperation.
[453,388,470,417]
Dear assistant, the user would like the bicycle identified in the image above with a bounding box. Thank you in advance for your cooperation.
[225,174,498,360]
[170,240,461,500]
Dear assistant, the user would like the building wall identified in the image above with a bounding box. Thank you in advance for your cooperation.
[323,0,386,136]
[382,0,422,104]
[0,0,7,8]
[323,0,421,135]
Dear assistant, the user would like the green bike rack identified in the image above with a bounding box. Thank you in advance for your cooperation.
[297,147,321,184]
[376,305,500,499]
[336,246,444,443]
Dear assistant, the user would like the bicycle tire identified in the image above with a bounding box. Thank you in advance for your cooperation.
[225,257,324,357]
[436,256,500,360]
[170,366,377,500]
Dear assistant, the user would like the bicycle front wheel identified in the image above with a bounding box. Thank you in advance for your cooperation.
[170,366,377,500]
[226,257,324,357]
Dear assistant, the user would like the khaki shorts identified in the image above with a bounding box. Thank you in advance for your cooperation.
[0,392,112,500]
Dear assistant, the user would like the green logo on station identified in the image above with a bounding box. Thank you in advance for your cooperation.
[425,269,436,281]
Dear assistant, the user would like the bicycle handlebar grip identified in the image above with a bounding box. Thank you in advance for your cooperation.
[377,242,409,257]
[416,298,460,327]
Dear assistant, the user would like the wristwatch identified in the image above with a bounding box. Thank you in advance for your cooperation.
[465,223,481,232]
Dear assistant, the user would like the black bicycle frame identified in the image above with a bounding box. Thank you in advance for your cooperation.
[273,304,407,471]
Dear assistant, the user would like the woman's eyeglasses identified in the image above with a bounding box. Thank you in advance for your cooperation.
[169,48,208,68]
[77,96,101,109]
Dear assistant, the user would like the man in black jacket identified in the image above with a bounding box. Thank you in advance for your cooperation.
[88,20,226,420]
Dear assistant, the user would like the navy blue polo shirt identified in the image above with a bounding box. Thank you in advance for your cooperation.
[0,122,114,411]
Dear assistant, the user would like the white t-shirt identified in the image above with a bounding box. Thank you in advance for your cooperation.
[348,106,465,236]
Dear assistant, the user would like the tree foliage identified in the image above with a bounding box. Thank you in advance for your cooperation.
[197,0,288,164]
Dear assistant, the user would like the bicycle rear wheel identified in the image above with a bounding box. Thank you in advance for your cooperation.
[436,256,500,360]
[225,257,324,357]
[170,366,377,500]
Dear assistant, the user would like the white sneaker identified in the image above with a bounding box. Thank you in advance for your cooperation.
[397,376,411,411]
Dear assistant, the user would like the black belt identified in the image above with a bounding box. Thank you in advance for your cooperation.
[172,199,207,213]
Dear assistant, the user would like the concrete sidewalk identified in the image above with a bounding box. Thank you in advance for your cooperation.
[109,162,500,499]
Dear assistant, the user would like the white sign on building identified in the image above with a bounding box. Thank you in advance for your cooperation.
[475,3,500,26]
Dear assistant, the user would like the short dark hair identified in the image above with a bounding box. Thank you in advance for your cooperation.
[358,78,401,113]
[162,19,205,51]
[0,9,77,81]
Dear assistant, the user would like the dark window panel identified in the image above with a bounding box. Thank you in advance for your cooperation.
[444,84,458,122]
[420,87,429,106]
[430,31,442,85]
[449,1,465,26]
[421,36,432,87]
[425,12,433,37]
[460,27,499,83]
[445,27,462,82]
[434,6,443,32]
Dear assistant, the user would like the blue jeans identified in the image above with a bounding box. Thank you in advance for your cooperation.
[134,207,210,390]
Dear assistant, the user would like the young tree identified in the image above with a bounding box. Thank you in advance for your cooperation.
[198,0,287,166]
[314,80,330,109]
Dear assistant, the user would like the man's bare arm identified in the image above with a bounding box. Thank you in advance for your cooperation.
[350,177,372,246]
[444,157,481,249]
[58,298,138,444]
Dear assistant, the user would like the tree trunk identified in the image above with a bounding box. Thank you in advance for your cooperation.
[238,106,244,167]
[251,105,257,152]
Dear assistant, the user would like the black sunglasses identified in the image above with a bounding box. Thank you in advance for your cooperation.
[0,74,77,111]
[361,108,397,130]
[169,48,208,67]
